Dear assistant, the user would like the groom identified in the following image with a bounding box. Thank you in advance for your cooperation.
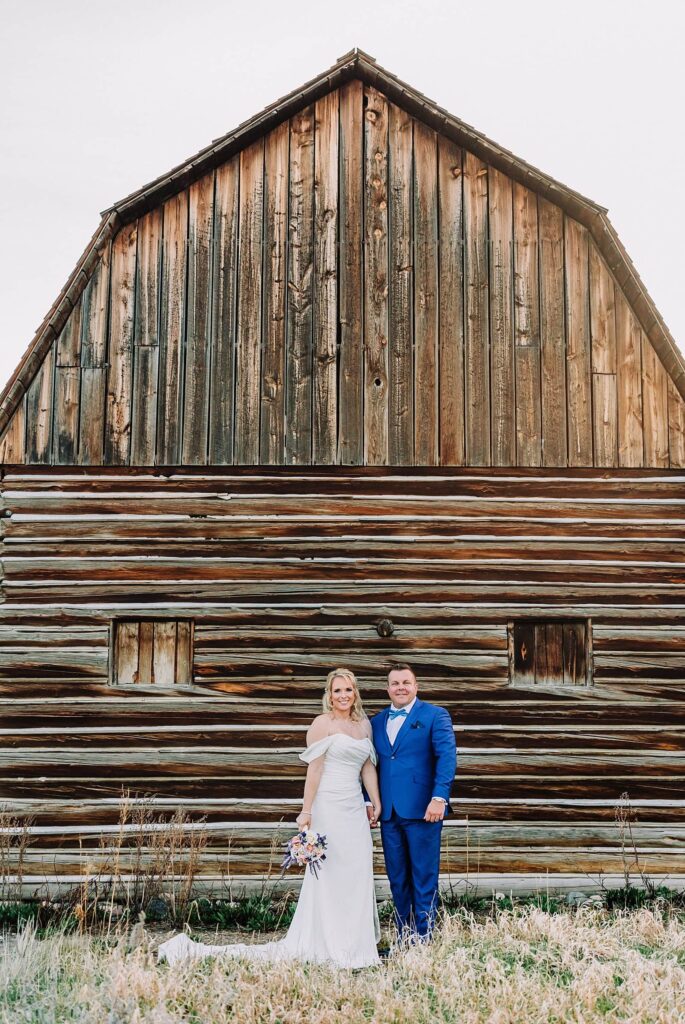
[369,663,457,939]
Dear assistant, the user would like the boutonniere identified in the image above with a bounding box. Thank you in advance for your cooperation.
[410,721,424,729]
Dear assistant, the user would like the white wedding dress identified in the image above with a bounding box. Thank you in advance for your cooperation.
[158,734,381,969]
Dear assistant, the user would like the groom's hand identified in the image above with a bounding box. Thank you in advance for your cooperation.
[366,804,379,828]
[424,798,446,823]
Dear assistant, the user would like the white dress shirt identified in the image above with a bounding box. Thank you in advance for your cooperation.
[386,697,417,746]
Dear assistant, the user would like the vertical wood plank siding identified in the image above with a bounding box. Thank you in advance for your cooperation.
[564,219,593,466]
[2,465,684,890]
[488,168,514,467]
[589,244,618,467]
[538,200,567,466]
[183,174,215,464]
[25,345,54,463]
[338,80,364,465]
[235,145,264,466]
[463,151,491,465]
[513,185,542,466]
[413,121,439,465]
[53,301,82,464]
[105,223,137,465]
[156,191,188,464]
[438,139,465,466]
[77,243,111,464]
[312,91,339,464]
[132,209,163,464]
[260,127,289,465]
[286,108,314,464]
[2,84,683,469]
[209,158,240,464]
[363,86,390,465]
[388,102,413,465]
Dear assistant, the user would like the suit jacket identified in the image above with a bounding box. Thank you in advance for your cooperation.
[371,699,457,821]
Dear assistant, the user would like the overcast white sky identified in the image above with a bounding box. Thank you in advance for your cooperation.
[1,0,683,394]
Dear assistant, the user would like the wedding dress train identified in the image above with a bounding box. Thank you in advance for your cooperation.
[158,734,381,969]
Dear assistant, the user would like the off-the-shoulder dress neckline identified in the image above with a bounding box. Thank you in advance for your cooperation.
[324,732,372,742]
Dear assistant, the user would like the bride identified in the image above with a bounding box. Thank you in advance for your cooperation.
[158,668,382,968]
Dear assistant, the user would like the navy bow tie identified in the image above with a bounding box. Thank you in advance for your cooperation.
[388,707,409,720]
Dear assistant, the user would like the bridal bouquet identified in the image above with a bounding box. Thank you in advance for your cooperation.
[281,829,328,879]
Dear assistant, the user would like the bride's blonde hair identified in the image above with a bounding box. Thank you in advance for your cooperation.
[322,668,366,722]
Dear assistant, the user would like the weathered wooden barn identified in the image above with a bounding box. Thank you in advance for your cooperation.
[2,49,685,897]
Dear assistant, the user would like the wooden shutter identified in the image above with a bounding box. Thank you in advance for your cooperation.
[113,620,194,686]
[510,620,588,685]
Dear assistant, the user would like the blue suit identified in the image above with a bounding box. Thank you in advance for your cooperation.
[371,699,457,937]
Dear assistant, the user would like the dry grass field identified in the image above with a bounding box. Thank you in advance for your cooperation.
[3,907,685,1024]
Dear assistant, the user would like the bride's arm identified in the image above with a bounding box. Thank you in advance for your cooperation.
[361,717,381,823]
[361,759,381,824]
[296,716,328,829]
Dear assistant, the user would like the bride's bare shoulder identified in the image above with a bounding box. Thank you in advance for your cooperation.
[306,714,332,745]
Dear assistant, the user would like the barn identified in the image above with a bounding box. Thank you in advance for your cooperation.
[2,48,685,898]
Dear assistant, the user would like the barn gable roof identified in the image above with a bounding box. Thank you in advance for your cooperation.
[2,46,684,436]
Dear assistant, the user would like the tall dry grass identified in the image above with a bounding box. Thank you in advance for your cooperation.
[0,808,33,903]
[3,906,685,1023]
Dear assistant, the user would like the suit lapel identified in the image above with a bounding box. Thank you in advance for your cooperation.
[391,698,423,754]
[376,707,393,755]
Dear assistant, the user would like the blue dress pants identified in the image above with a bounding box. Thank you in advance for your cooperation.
[380,810,443,937]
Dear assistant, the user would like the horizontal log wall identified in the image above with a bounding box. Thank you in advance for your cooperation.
[1,465,684,891]
[2,83,685,469]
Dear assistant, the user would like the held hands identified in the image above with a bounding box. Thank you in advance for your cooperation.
[424,798,447,823]
[365,803,381,828]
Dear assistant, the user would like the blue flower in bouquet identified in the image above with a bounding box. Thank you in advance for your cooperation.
[281,829,328,878]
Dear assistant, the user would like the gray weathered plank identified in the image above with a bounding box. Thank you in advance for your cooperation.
[182,173,215,464]
[53,299,82,464]
[615,288,644,467]
[176,620,193,684]
[312,91,338,464]
[592,374,618,469]
[388,102,413,465]
[641,335,669,468]
[564,218,593,465]
[157,192,188,464]
[514,184,541,466]
[286,108,314,464]
[668,378,685,468]
[132,209,163,464]
[463,152,490,465]
[413,120,439,465]
[363,86,390,466]
[25,344,54,464]
[338,80,364,465]
[0,402,25,463]
[488,168,514,466]
[236,145,265,465]
[114,621,139,686]
[538,199,566,466]
[78,243,111,464]
[209,157,239,464]
[260,125,289,465]
[105,222,137,465]
[438,139,464,466]
[590,243,617,467]
[153,620,177,685]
